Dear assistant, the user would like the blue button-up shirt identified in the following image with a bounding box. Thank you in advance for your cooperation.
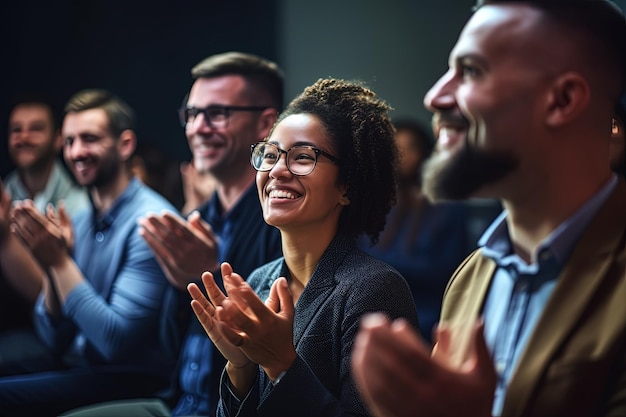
[480,175,618,416]
[34,178,178,378]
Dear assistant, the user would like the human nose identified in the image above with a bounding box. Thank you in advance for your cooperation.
[269,150,291,178]
[65,138,88,161]
[424,69,457,113]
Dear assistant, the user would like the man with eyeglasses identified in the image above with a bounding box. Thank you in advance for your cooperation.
[61,52,284,417]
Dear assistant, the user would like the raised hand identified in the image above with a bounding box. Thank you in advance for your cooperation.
[217,270,296,381]
[139,210,218,289]
[12,200,69,268]
[188,263,260,398]
[47,202,74,252]
[188,264,250,369]
[351,314,495,417]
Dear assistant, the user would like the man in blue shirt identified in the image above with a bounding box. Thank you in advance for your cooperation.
[352,1,626,417]
[0,89,178,416]
[60,52,284,417]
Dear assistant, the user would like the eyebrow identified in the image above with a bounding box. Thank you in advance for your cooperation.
[267,140,322,148]
[453,53,490,69]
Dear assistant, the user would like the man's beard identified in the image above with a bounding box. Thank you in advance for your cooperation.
[422,143,518,203]
[80,150,122,189]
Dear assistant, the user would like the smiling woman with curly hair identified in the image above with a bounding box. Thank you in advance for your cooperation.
[188,77,419,417]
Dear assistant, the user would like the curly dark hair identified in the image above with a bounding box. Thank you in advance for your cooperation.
[276,78,398,245]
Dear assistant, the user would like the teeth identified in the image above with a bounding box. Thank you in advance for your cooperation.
[269,189,298,199]
[196,143,213,151]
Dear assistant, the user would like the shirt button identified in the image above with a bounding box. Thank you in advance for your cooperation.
[190,362,199,371]
[495,360,506,374]
[95,231,105,242]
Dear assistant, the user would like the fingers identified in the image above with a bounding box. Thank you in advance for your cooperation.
[434,319,479,370]
[160,210,196,240]
[224,276,271,324]
[265,277,281,313]
[46,203,57,223]
[139,213,182,243]
[467,320,496,382]
[202,271,227,307]
[221,262,245,295]
[189,283,220,340]
[138,213,188,262]
[12,201,41,242]
[353,315,440,417]
[188,211,217,243]
[57,202,71,227]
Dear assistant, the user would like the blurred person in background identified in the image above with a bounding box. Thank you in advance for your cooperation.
[358,118,470,344]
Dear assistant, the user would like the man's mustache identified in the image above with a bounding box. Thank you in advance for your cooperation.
[431,110,469,135]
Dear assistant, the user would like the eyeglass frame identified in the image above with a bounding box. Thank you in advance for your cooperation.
[250,141,340,176]
[178,104,272,128]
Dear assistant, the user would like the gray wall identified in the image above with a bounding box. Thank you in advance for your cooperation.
[278,1,475,125]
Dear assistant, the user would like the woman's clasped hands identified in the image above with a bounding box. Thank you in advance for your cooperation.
[187,262,297,396]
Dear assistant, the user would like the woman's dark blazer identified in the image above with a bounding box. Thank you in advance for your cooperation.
[218,233,420,417]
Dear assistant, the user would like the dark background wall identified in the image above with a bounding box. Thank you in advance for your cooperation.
[4,0,626,179]
[1,0,279,177]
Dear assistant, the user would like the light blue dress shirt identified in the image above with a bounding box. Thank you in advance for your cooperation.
[480,175,618,416]
[33,178,178,377]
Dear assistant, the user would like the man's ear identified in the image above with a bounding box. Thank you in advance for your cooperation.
[544,72,590,128]
[118,129,137,162]
[257,107,279,139]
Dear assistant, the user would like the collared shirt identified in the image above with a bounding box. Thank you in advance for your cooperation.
[171,185,282,417]
[3,159,90,217]
[480,175,618,416]
[33,178,178,378]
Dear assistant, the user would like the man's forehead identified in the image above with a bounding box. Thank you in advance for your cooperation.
[451,4,544,59]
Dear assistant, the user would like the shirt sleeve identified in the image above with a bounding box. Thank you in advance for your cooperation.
[33,291,77,354]
[62,229,169,362]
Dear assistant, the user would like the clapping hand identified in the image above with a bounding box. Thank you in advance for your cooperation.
[12,200,71,268]
[351,314,496,417]
[139,210,218,289]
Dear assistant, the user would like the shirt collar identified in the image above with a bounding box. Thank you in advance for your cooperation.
[6,160,63,212]
[90,177,142,231]
[479,174,618,267]
[205,184,258,234]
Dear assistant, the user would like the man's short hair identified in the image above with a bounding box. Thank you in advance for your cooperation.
[474,0,626,96]
[191,51,284,111]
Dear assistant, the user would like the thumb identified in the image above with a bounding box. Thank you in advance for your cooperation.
[466,320,495,380]
[275,277,294,318]
[189,211,215,238]
[265,277,282,313]
[46,203,57,221]
[432,323,452,362]
[57,202,70,226]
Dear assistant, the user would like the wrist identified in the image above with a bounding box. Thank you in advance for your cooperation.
[48,252,72,270]
[263,351,296,382]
